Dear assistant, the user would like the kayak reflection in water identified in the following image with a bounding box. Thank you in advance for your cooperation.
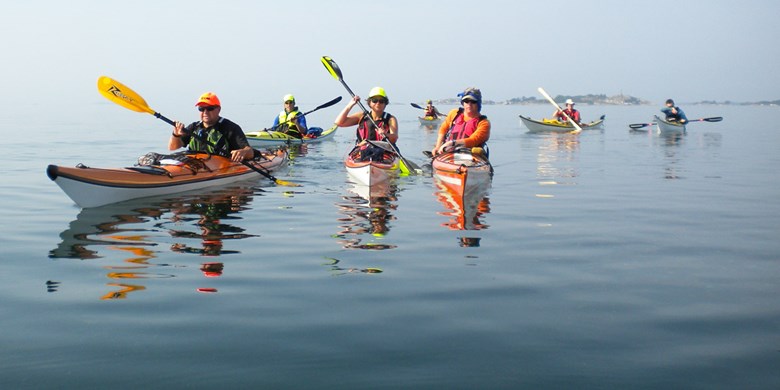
[168,191,257,256]
[334,181,399,250]
[49,186,257,300]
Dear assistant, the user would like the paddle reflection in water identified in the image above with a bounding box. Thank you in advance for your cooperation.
[48,185,259,299]
[322,257,383,276]
[333,179,399,250]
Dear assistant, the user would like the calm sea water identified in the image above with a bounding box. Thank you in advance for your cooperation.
[2,102,779,388]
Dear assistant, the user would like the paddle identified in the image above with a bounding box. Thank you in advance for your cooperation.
[628,116,723,129]
[537,87,582,133]
[96,76,300,187]
[321,56,421,175]
[411,102,443,118]
[264,96,342,133]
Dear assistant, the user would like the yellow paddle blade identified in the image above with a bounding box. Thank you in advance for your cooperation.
[321,56,341,80]
[97,76,154,114]
[274,178,301,187]
[398,159,411,175]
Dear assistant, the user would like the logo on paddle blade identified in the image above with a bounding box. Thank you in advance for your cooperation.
[107,85,134,103]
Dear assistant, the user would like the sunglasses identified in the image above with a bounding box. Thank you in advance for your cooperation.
[198,106,218,112]
[462,100,478,105]
[370,98,387,104]
[285,101,294,104]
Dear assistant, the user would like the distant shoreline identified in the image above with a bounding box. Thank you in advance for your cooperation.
[427,96,780,107]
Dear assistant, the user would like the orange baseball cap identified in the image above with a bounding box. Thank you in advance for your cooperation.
[196,92,221,107]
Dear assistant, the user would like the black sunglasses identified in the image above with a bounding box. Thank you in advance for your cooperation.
[462,99,477,105]
[370,98,387,104]
[198,106,218,112]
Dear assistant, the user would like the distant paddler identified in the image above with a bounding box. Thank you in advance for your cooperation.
[661,98,688,124]
[551,98,582,127]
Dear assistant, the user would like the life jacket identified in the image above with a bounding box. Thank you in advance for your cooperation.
[446,108,487,144]
[424,106,436,117]
[357,112,393,142]
[188,118,229,156]
[664,106,683,121]
[278,109,302,136]
[556,108,578,122]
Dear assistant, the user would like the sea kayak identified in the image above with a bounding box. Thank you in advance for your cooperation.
[519,114,605,133]
[344,141,400,186]
[432,148,493,196]
[47,149,288,208]
[655,115,686,134]
[418,116,442,126]
[432,149,492,231]
[245,124,338,147]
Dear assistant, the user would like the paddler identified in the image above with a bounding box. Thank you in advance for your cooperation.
[334,87,399,161]
[272,94,308,138]
[551,98,582,125]
[431,87,491,156]
[169,92,253,162]
[424,99,443,119]
[661,98,688,124]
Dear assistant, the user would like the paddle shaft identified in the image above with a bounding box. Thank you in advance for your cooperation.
[412,102,443,117]
[537,87,582,133]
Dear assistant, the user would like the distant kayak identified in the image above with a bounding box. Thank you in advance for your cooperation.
[47,149,288,208]
[519,114,605,133]
[654,115,686,134]
[245,124,338,147]
[418,116,442,126]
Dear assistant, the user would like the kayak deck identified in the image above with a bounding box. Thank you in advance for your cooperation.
[48,150,288,208]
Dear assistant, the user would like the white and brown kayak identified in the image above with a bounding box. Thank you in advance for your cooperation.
[47,150,288,208]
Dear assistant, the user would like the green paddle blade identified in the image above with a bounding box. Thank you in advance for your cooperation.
[321,56,342,81]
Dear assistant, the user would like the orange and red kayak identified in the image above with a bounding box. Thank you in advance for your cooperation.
[47,150,288,208]
[432,148,492,196]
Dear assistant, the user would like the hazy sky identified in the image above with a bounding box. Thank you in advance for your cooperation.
[3,0,778,109]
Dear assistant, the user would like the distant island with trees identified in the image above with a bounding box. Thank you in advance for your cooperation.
[430,94,779,106]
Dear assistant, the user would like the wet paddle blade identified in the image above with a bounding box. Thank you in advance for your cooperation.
[97,76,154,114]
[321,56,342,81]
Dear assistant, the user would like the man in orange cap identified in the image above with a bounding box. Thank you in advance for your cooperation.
[169,92,253,162]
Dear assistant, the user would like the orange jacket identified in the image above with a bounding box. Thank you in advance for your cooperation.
[437,108,490,148]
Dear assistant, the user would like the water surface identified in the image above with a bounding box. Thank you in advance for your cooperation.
[2,103,779,388]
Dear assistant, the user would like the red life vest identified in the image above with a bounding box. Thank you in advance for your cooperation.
[447,108,486,143]
[357,112,392,142]
[556,108,580,122]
